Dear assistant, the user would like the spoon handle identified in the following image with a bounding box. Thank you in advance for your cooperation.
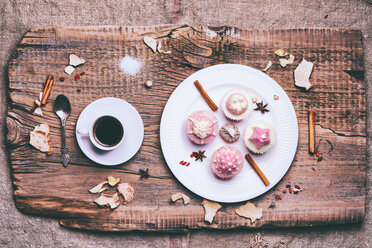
[61,119,70,167]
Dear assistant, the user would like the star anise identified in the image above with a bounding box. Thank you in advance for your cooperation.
[193,150,207,162]
[139,168,149,179]
[254,101,269,114]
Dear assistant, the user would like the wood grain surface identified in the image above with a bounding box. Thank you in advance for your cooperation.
[6,25,366,231]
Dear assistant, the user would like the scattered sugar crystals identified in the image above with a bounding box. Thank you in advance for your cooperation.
[119,56,142,76]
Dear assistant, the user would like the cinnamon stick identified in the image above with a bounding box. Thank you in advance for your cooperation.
[308,109,315,154]
[245,154,270,186]
[42,75,52,97]
[194,80,218,111]
[41,76,54,105]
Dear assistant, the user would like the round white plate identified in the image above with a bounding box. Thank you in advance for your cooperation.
[76,97,144,166]
[160,64,298,203]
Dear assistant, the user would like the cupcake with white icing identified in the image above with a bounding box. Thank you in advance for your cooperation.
[222,89,251,121]
[186,110,219,145]
[244,121,276,154]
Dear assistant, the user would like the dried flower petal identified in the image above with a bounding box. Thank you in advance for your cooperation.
[279,54,295,67]
[143,36,157,53]
[94,192,120,209]
[98,187,108,193]
[202,199,222,223]
[117,183,134,204]
[157,42,162,52]
[171,193,190,205]
[263,61,272,72]
[29,124,52,155]
[273,94,279,100]
[235,201,263,223]
[107,176,120,186]
[294,59,314,90]
[274,49,288,57]
[33,107,43,117]
[69,53,85,67]
[64,65,75,75]
[89,181,108,193]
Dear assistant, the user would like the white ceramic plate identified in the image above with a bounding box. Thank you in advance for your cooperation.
[160,64,298,203]
[76,97,144,166]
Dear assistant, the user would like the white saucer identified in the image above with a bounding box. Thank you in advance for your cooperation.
[76,97,144,166]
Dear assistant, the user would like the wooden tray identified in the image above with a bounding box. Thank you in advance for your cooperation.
[6,25,366,231]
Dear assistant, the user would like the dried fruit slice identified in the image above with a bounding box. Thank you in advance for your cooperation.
[69,53,86,67]
[32,107,43,117]
[170,193,190,205]
[117,183,134,204]
[107,176,120,186]
[279,54,295,67]
[274,49,288,57]
[29,124,53,155]
[235,201,263,223]
[263,61,272,72]
[201,199,222,223]
[294,59,314,90]
[143,36,157,52]
[89,181,108,194]
[64,65,75,75]
[94,192,120,209]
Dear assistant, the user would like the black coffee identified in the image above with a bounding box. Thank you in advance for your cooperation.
[93,116,124,147]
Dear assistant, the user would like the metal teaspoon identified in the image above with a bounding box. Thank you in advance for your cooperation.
[53,94,71,167]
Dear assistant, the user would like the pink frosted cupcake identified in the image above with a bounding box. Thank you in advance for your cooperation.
[222,89,251,121]
[211,146,244,179]
[244,121,276,154]
[186,110,219,145]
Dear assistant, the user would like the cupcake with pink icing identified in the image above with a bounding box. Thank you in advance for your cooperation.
[244,121,276,154]
[211,146,244,179]
[222,89,251,121]
[186,110,219,145]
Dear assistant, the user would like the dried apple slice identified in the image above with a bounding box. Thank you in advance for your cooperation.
[235,201,263,223]
[89,181,108,194]
[143,36,157,53]
[107,176,120,186]
[279,54,295,67]
[117,183,134,204]
[69,53,85,67]
[29,124,53,155]
[263,61,272,72]
[294,59,313,90]
[64,65,75,75]
[170,193,190,205]
[201,199,222,223]
[274,49,288,57]
[94,192,120,209]
[32,107,43,117]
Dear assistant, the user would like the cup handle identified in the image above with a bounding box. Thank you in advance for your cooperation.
[77,128,89,135]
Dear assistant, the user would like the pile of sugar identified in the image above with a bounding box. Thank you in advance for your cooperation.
[119,56,142,76]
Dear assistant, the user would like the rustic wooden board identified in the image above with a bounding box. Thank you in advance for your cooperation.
[6,25,366,232]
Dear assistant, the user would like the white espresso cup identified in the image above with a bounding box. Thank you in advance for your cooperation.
[77,115,125,151]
